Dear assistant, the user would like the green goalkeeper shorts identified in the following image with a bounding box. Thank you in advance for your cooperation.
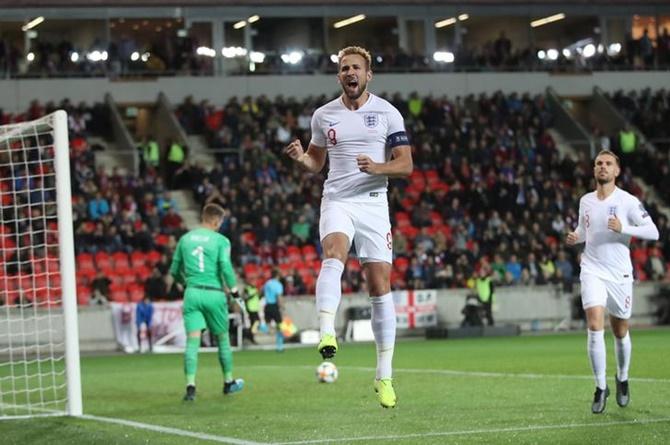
[182,287,229,335]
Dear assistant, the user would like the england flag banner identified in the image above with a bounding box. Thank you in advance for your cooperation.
[393,290,438,329]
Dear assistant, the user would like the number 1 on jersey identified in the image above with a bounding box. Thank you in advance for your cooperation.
[191,245,205,272]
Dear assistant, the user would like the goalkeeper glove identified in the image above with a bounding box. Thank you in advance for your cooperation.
[230,288,245,312]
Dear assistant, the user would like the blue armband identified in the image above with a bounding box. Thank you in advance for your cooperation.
[388,131,409,148]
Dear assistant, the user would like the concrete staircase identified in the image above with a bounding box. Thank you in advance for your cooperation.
[187,135,216,167]
[171,189,200,229]
[89,136,135,174]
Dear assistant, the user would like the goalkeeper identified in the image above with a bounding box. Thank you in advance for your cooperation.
[170,203,244,401]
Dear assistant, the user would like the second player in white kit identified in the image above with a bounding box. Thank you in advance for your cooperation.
[284,46,413,409]
[567,149,659,414]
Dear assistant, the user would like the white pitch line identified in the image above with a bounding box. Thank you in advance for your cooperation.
[246,365,670,384]
[81,414,265,445]
[273,417,670,445]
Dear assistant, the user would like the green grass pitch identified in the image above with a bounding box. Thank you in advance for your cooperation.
[1,328,669,444]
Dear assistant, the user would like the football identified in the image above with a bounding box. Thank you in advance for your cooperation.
[316,361,338,383]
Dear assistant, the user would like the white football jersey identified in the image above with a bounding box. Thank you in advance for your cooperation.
[576,187,654,282]
[309,93,407,202]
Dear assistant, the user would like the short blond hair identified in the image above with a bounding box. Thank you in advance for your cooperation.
[338,46,372,70]
[202,203,225,223]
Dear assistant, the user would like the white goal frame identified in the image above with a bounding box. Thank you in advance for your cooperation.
[0,110,82,418]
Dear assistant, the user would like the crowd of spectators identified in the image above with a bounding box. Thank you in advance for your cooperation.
[2,88,669,307]
[178,91,670,294]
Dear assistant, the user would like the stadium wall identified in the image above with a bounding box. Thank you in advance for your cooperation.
[2,283,662,352]
[1,71,669,112]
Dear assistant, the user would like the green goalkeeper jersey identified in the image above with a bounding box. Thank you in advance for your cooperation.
[169,227,237,290]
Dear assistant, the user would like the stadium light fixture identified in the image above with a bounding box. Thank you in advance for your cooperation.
[546,49,559,60]
[582,44,596,58]
[562,48,571,59]
[70,52,79,63]
[249,51,265,63]
[330,54,338,63]
[531,13,565,28]
[131,51,140,61]
[233,20,247,29]
[221,46,247,58]
[86,50,107,62]
[435,18,457,28]
[141,52,150,62]
[22,16,44,32]
[281,51,304,64]
[196,46,216,58]
[248,15,260,24]
[537,50,546,60]
[458,14,469,21]
[607,43,622,56]
[333,14,366,29]
[433,51,455,63]
[26,52,35,62]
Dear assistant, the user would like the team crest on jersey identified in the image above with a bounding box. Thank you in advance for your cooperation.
[363,113,379,128]
[607,206,617,217]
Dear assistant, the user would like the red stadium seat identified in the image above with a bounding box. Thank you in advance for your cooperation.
[95,252,112,270]
[76,253,95,271]
[346,258,361,272]
[121,270,137,285]
[127,283,145,302]
[77,285,91,306]
[112,252,130,269]
[302,245,318,261]
[110,282,128,302]
[243,263,260,279]
[430,212,443,226]
[425,169,440,185]
[135,265,151,282]
[155,234,170,247]
[130,251,147,268]
[286,245,302,262]
[241,232,256,244]
[146,250,162,265]
[76,269,96,286]
[409,171,425,188]
[395,256,410,273]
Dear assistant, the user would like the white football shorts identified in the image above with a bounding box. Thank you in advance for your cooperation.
[319,199,392,264]
[580,272,633,319]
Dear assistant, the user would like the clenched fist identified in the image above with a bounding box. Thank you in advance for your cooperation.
[284,139,305,161]
[356,154,379,174]
[566,231,579,245]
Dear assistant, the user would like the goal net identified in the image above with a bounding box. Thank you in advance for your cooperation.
[0,110,82,419]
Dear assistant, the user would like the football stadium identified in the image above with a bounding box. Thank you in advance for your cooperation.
[1,1,669,443]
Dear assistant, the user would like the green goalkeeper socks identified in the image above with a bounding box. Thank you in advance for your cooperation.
[184,336,200,386]
[217,331,234,382]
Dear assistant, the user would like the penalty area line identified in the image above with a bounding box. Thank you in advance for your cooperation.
[274,417,670,444]
[246,365,670,384]
[81,414,266,445]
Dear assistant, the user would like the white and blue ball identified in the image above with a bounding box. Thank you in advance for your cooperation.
[316,361,338,383]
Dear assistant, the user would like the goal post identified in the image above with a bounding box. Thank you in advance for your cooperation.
[0,110,82,418]
[54,110,83,416]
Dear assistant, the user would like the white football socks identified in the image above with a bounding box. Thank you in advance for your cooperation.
[587,329,607,389]
[371,292,396,380]
[315,258,344,337]
[614,331,631,382]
